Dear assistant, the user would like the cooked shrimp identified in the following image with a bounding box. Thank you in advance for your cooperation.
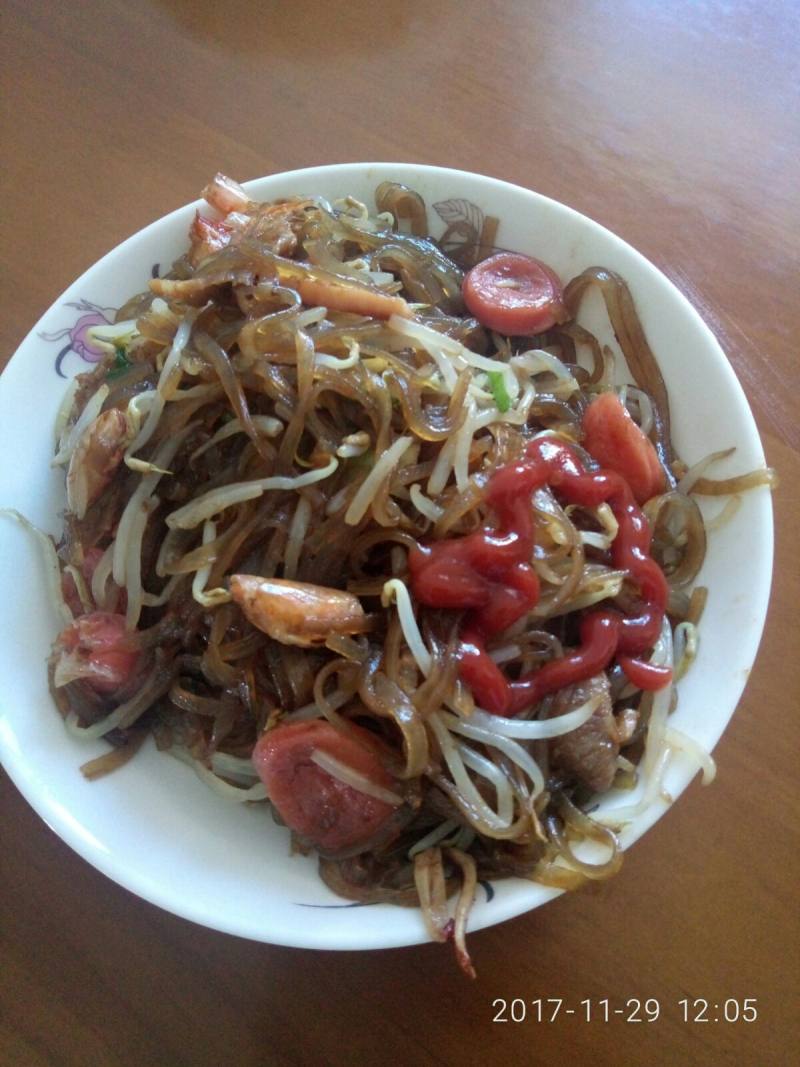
[229,575,367,648]
[201,172,252,215]
[149,270,255,304]
[53,612,141,694]
[196,173,312,264]
[188,203,310,268]
[178,175,395,310]
[294,275,412,320]
[66,408,130,519]
[188,213,232,267]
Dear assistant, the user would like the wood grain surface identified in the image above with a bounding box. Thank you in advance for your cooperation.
[1,2,798,1065]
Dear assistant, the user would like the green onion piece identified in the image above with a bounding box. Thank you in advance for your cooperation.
[488,371,511,413]
[106,345,132,380]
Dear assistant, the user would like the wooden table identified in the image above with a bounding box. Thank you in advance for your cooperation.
[2,2,798,1064]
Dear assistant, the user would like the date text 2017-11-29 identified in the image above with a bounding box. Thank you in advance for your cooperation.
[491,998,759,1024]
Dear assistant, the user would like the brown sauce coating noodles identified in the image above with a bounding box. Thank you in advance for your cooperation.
[42,175,774,976]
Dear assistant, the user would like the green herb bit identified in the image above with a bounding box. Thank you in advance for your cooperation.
[488,371,511,413]
[106,345,132,380]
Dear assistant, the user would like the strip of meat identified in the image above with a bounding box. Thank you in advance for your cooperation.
[548,673,620,793]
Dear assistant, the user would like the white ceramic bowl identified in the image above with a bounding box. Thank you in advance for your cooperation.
[0,163,773,949]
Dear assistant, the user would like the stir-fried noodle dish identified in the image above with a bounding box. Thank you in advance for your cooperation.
[26,175,775,973]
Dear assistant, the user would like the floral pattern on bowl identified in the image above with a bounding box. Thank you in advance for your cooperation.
[39,299,119,377]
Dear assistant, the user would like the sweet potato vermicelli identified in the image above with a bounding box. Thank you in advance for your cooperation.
[19,175,776,974]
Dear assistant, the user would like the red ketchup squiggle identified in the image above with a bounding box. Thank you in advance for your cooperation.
[408,437,671,716]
